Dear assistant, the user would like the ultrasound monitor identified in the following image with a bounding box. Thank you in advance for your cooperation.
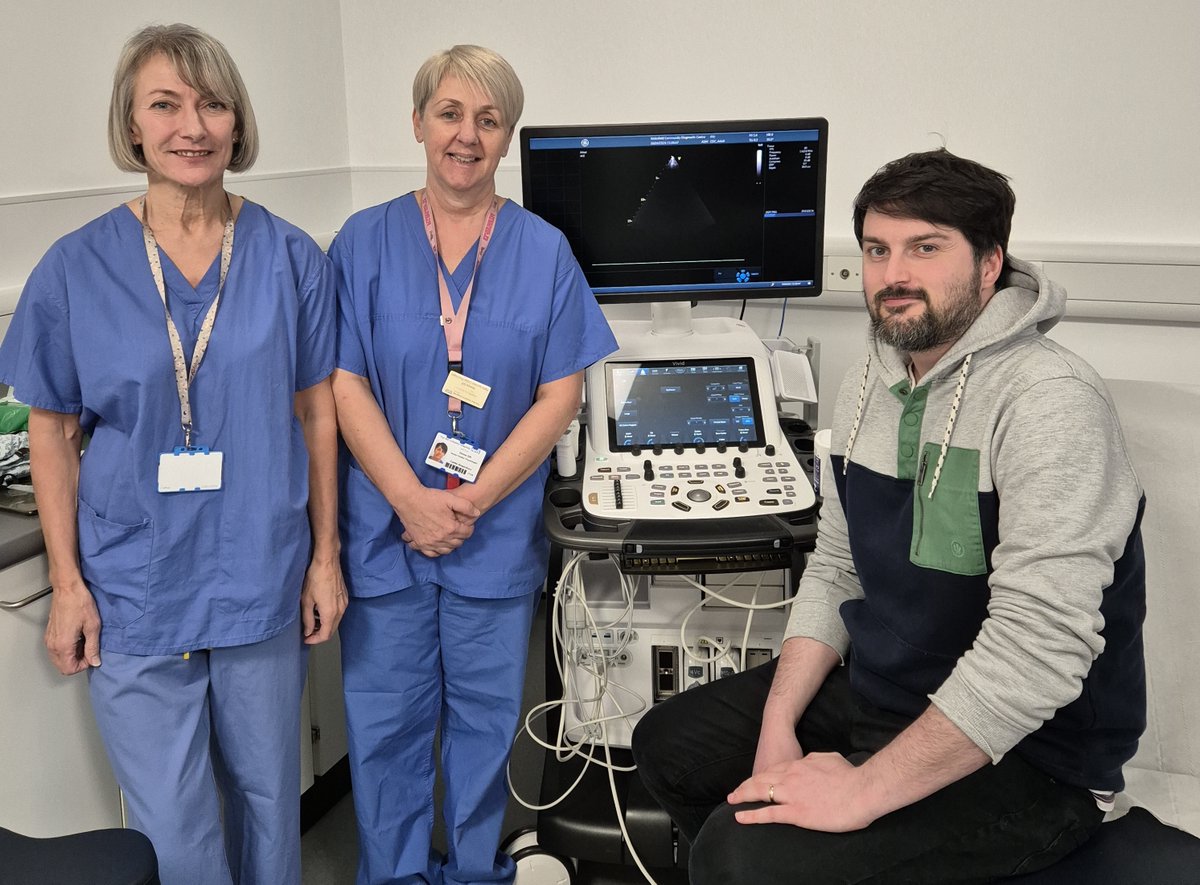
[520,118,828,304]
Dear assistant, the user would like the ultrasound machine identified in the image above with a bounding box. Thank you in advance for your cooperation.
[508,117,829,884]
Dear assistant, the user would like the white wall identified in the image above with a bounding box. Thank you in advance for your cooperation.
[339,0,1200,247]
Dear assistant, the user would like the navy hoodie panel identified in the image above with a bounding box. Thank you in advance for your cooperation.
[830,453,1148,790]
[833,456,1000,717]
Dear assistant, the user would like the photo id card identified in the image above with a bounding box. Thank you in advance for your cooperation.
[158,446,223,493]
[425,431,486,483]
[441,370,491,410]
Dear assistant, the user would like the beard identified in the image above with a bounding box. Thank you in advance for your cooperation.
[867,265,985,353]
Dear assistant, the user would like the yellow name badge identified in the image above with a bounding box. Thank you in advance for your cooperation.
[442,370,491,409]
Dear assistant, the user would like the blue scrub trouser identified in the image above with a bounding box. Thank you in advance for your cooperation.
[88,626,308,885]
[341,583,538,885]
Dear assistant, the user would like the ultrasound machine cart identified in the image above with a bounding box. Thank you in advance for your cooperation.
[521,309,823,885]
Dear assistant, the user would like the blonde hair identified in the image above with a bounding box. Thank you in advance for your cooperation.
[108,23,259,173]
[412,45,524,132]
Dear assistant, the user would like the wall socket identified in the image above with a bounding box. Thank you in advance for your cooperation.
[825,255,863,293]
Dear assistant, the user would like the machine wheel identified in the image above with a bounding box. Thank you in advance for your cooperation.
[503,827,578,885]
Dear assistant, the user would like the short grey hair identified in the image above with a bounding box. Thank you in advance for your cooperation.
[412,45,524,132]
[108,23,259,173]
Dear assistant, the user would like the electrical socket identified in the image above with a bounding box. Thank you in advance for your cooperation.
[825,255,863,293]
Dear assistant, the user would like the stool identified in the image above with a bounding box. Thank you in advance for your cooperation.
[1009,807,1200,884]
[0,826,159,885]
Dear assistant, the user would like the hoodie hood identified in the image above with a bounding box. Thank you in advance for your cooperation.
[868,256,1067,386]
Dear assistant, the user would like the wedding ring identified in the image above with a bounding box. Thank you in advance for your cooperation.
[768,784,776,804]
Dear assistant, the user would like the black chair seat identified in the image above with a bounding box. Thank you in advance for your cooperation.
[1010,807,1200,884]
[0,826,159,885]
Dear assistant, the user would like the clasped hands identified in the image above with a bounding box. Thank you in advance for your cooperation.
[398,485,480,557]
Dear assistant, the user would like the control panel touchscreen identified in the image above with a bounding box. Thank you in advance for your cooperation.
[606,358,765,451]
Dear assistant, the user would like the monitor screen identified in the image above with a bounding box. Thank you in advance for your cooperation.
[606,358,766,451]
[520,117,827,304]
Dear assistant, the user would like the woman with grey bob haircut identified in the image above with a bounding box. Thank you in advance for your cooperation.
[109,23,259,172]
[0,21,347,885]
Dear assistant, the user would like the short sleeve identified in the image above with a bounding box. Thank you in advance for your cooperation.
[294,250,337,391]
[0,257,82,414]
[537,236,617,385]
[329,233,369,379]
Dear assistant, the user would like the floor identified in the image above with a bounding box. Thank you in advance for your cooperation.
[300,598,548,884]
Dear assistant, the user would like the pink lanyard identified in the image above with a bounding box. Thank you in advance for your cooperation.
[419,190,499,486]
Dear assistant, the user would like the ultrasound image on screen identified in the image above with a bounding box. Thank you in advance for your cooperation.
[522,121,827,301]
[607,360,764,450]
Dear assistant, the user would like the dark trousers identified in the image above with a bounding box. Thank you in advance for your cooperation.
[630,659,1103,884]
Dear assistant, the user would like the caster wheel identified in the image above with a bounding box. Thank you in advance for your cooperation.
[503,827,577,885]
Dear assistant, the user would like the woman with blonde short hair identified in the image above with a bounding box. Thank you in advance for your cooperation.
[332,44,616,884]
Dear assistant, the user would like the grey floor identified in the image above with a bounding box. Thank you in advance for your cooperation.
[300,597,548,884]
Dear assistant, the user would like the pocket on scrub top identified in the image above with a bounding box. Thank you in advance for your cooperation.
[341,463,401,578]
[76,499,155,628]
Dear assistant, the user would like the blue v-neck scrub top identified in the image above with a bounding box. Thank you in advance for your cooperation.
[331,193,617,600]
[0,202,336,655]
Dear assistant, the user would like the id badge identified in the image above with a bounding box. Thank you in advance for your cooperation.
[425,431,486,483]
[158,446,223,493]
[442,371,491,409]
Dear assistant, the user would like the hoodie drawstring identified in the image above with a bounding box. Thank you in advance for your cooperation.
[841,352,974,500]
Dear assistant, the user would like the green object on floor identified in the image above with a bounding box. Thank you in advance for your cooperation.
[0,401,30,434]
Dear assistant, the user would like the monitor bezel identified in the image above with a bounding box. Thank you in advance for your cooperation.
[604,357,767,453]
[519,117,829,305]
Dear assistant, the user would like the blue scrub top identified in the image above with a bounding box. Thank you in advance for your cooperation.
[332,193,616,599]
[0,202,336,654]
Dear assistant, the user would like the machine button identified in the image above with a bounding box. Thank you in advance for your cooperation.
[783,484,795,491]
[631,446,642,456]
[713,499,730,511]
[780,475,797,482]
[765,444,776,456]
[738,443,749,453]
[599,466,612,472]
[677,471,693,478]
[767,488,783,495]
[650,492,665,499]
[696,444,706,454]
[617,466,632,472]
[775,461,789,467]
[670,486,680,495]
[672,501,692,512]
[735,495,750,503]
[714,471,729,478]
[651,499,666,506]
[759,498,780,506]
[697,471,711,478]
[716,443,727,453]
[687,479,704,485]
[588,492,600,504]
[659,472,674,479]
[589,474,603,481]
[715,484,726,494]
[652,483,666,491]
[758,461,771,468]
[686,489,712,502]
[674,445,685,455]
[643,459,654,481]
[764,468,776,475]
[652,445,664,456]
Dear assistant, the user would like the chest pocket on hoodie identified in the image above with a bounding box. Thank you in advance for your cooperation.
[911,442,987,576]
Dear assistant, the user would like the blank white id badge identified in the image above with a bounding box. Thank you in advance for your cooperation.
[158,446,224,493]
[425,431,486,483]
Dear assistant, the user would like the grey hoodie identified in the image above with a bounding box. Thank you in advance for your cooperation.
[786,257,1146,789]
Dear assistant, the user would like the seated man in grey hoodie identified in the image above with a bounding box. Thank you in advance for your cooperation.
[632,148,1146,884]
